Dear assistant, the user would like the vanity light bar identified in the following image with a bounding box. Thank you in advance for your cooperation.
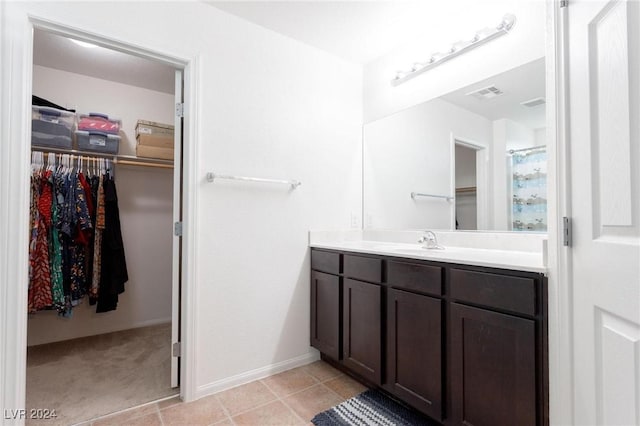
[391,14,516,86]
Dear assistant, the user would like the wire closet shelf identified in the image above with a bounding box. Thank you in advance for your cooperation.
[31,145,174,169]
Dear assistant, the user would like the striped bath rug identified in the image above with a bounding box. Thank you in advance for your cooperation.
[311,389,438,426]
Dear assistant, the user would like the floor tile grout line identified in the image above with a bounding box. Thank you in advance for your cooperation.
[157,403,165,426]
[259,368,324,400]
[276,387,308,426]
[213,393,234,425]
[215,380,279,419]
[319,381,351,402]
[258,373,314,424]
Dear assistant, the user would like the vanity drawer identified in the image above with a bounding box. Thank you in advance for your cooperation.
[387,260,443,296]
[450,269,537,316]
[311,250,340,274]
[344,254,382,283]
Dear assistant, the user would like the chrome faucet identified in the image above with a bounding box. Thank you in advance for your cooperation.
[418,231,444,250]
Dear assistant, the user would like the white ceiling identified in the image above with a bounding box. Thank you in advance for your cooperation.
[33,29,176,94]
[208,1,517,64]
[441,57,546,129]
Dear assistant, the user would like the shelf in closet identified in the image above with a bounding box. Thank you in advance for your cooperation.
[455,186,476,194]
[32,145,174,169]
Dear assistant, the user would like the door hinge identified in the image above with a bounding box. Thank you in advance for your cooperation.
[563,217,572,247]
[175,103,184,117]
[172,342,181,357]
[560,0,569,8]
[174,221,183,237]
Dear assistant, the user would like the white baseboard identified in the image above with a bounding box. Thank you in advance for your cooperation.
[195,351,320,399]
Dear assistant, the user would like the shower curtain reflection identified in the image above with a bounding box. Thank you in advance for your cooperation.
[510,146,547,232]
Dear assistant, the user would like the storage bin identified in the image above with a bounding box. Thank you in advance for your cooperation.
[76,131,120,154]
[31,106,75,148]
[78,113,121,134]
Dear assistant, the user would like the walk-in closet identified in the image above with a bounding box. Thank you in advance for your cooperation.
[26,29,181,425]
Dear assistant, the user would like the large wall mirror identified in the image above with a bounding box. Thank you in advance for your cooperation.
[363,56,547,233]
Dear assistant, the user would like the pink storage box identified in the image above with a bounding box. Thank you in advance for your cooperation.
[78,113,121,134]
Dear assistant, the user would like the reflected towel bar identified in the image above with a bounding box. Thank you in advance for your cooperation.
[206,172,301,189]
[411,192,454,201]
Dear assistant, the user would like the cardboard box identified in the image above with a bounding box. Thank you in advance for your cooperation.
[136,144,173,160]
[136,120,174,138]
[137,133,173,149]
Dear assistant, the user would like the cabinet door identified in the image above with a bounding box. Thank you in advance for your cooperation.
[451,303,537,426]
[387,289,442,421]
[343,278,382,385]
[310,271,341,360]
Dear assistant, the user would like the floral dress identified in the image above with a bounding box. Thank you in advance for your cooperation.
[28,171,53,312]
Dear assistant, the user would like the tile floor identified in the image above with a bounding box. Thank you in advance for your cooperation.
[82,361,367,426]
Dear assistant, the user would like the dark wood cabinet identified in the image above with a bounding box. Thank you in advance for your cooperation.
[387,288,442,421]
[310,270,341,360]
[343,278,382,385]
[450,303,537,426]
[310,248,547,426]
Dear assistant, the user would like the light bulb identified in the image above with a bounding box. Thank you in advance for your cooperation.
[501,14,516,31]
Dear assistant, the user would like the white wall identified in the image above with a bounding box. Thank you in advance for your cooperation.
[363,1,545,122]
[27,66,174,346]
[363,98,491,229]
[534,127,547,147]
[1,1,362,406]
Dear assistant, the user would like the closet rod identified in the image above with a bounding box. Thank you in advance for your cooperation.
[31,145,174,169]
[411,192,454,201]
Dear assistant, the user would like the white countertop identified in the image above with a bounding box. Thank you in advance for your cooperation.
[309,230,547,274]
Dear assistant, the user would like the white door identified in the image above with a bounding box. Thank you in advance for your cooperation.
[171,69,183,388]
[568,0,640,424]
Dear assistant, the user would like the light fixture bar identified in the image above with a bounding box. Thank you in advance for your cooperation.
[391,14,516,86]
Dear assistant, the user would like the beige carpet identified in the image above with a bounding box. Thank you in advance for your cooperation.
[26,323,177,425]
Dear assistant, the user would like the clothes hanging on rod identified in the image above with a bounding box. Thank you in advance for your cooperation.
[28,152,128,316]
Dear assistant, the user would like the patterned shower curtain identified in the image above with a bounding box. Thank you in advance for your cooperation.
[511,147,547,232]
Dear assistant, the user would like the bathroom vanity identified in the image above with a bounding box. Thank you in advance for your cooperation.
[309,233,548,426]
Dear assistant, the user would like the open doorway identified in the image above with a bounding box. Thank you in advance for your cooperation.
[454,144,478,230]
[25,27,185,424]
[453,139,486,231]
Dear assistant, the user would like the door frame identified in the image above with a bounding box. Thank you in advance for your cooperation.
[546,0,574,424]
[0,15,201,418]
